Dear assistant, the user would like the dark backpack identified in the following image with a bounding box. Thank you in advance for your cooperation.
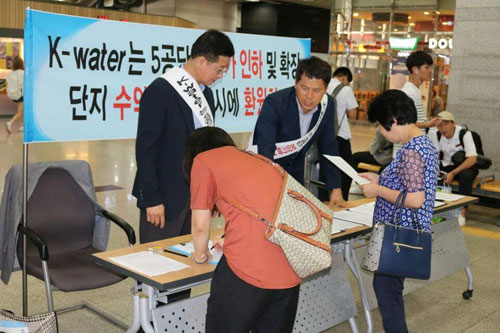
[436,125,491,169]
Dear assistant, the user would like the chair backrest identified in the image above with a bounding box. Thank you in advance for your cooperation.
[25,167,95,257]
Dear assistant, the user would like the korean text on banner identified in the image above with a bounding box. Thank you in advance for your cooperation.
[23,9,310,143]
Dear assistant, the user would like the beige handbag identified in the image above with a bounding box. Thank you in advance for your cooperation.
[219,151,333,278]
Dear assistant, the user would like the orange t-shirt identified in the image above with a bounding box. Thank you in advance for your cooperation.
[190,146,301,289]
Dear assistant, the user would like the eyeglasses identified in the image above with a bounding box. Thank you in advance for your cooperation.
[208,62,229,76]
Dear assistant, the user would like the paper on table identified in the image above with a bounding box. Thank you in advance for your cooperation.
[169,241,222,265]
[323,155,371,185]
[331,227,343,235]
[348,202,375,216]
[334,210,374,227]
[332,218,363,231]
[434,201,446,208]
[109,251,190,277]
[435,192,464,202]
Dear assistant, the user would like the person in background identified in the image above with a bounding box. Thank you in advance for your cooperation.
[186,127,301,333]
[359,90,439,333]
[352,129,393,174]
[252,56,350,208]
[429,111,478,226]
[394,51,437,156]
[5,57,24,133]
[431,89,444,117]
[326,67,358,200]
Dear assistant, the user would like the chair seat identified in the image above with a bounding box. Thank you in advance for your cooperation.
[26,247,125,292]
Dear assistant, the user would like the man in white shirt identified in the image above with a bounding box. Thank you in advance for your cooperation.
[394,51,437,157]
[326,67,358,200]
[429,111,478,225]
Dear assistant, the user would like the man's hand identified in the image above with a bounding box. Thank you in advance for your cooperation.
[146,204,165,228]
[444,172,455,185]
[360,183,380,198]
[328,189,354,208]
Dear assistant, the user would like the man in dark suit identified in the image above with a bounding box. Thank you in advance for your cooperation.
[252,56,349,207]
[133,30,234,243]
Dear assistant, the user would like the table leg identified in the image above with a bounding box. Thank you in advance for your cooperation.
[126,291,141,333]
[139,294,156,333]
[344,239,373,333]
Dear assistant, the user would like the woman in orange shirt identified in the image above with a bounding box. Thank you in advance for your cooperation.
[184,127,301,333]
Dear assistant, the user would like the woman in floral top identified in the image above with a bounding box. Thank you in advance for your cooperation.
[360,90,439,333]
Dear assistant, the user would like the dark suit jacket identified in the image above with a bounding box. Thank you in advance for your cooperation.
[132,77,215,221]
[253,86,341,189]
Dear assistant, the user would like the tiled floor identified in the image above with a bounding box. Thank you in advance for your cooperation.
[1,119,499,332]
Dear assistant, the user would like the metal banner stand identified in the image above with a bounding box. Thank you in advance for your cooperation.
[22,143,29,316]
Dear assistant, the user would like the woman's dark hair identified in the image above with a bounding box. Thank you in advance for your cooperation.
[295,56,331,87]
[12,57,24,71]
[191,29,235,63]
[405,51,433,73]
[183,127,236,181]
[368,90,417,131]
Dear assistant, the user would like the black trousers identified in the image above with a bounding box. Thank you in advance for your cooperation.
[139,204,191,244]
[373,273,408,333]
[440,165,478,196]
[206,256,300,333]
[337,137,354,201]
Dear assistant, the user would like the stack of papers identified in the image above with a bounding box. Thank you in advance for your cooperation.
[334,210,373,227]
[435,192,464,202]
[109,251,190,277]
[169,241,223,265]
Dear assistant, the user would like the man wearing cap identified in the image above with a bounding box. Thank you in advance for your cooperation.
[429,111,478,225]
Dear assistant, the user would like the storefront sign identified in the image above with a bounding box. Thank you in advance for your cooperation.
[23,9,310,143]
[428,38,453,50]
[389,37,419,51]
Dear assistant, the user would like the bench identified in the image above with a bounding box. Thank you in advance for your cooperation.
[357,162,381,173]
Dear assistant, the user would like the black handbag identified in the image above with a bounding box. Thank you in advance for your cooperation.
[361,191,433,280]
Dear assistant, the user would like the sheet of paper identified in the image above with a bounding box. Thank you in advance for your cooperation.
[169,241,222,265]
[435,192,464,202]
[434,201,446,208]
[333,210,374,227]
[331,227,343,235]
[109,251,190,277]
[332,218,363,231]
[323,155,371,185]
[348,202,375,216]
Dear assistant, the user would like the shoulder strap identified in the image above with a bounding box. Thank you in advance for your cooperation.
[331,83,346,99]
[458,128,467,148]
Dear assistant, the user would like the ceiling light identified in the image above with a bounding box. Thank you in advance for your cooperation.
[408,16,411,19]
[378,26,382,29]
[409,23,415,26]
[436,11,440,14]
[394,28,398,32]
[424,11,430,15]
[353,13,359,17]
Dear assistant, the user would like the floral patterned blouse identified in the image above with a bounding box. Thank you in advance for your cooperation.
[373,135,439,232]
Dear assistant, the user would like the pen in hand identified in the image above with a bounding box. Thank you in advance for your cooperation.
[210,234,225,251]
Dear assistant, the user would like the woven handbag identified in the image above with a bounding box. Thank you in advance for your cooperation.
[0,309,57,333]
[361,192,433,280]
[219,151,334,278]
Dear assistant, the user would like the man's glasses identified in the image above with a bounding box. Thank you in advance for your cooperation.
[208,62,229,76]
